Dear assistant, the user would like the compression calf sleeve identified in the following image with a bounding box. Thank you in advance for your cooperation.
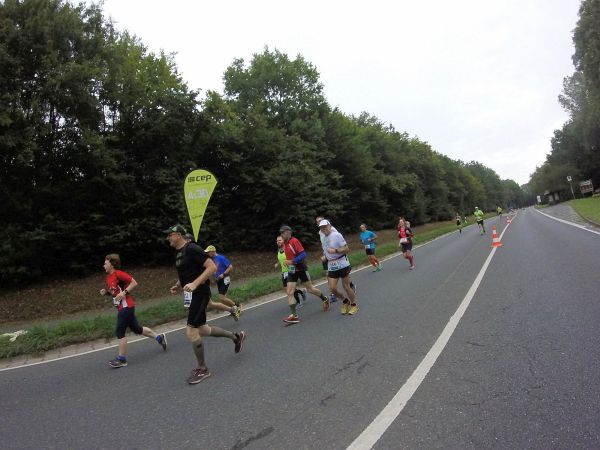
[192,339,205,367]
[209,325,235,340]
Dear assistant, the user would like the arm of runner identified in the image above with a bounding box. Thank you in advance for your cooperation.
[170,280,181,294]
[328,244,350,255]
[116,278,137,301]
[292,251,306,264]
[183,258,217,292]
[222,264,233,277]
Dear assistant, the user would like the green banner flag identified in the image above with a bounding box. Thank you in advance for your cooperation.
[184,169,218,241]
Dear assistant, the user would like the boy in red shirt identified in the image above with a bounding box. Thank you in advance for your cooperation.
[100,254,167,368]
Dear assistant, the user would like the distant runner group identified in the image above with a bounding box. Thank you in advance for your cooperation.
[100,208,489,384]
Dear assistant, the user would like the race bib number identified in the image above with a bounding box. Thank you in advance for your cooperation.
[223,276,231,285]
[112,297,120,307]
[364,244,371,250]
[183,291,192,308]
[400,237,408,244]
[328,259,342,271]
[288,265,296,274]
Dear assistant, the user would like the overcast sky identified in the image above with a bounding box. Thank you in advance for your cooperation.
[93,0,581,185]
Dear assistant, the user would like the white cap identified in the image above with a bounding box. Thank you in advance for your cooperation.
[318,219,331,227]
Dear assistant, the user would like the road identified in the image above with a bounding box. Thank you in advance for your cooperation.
[1,208,599,450]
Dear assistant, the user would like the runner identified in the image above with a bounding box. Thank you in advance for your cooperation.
[183,235,240,321]
[204,245,242,321]
[474,206,486,234]
[164,224,246,385]
[315,216,356,302]
[319,219,359,315]
[100,254,167,368]
[279,224,330,324]
[359,223,381,271]
[275,235,306,306]
[397,218,415,269]
[456,213,462,234]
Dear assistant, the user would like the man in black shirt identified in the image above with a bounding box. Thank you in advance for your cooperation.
[165,225,246,385]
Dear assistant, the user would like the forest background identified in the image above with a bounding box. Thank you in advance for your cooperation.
[1,0,533,289]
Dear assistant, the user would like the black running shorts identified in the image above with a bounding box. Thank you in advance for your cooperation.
[401,242,413,253]
[217,278,230,295]
[365,248,375,256]
[115,307,143,339]
[288,270,310,283]
[328,266,352,279]
[187,292,211,327]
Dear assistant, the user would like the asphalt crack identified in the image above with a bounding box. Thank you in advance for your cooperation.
[231,426,274,450]
[335,355,365,375]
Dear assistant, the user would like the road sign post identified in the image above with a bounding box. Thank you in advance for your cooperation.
[567,175,575,199]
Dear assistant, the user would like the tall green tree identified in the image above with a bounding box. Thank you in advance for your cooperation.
[531,0,600,195]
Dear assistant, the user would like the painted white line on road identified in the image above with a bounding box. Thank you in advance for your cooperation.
[347,222,511,450]
[0,230,449,372]
[535,208,600,236]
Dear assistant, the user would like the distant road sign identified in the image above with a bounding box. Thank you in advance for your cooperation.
[580,179,593,194]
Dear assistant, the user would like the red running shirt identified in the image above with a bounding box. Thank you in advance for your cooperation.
[105,270,135,310]
[398,226,413,240]
[283,237,307,271]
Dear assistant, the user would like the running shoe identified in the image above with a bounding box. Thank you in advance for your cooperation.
[410,265,415,270]
[351,282,357,294]
[348,304,359,315]
[234,331,246,353]
[322,298,330,312]
[231,304,242,321]
[283,314,300,324]
[188,367,211,384]
[109,358,127,368]
[341,301,350,315]
[329,292,338,303]
[158,333,168,351]
[375,265,382,272]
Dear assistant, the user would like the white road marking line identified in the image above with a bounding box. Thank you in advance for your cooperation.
[535,208,600,235]
[346,221,511,450]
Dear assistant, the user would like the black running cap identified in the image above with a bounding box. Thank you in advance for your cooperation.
[163,224,187,234]
[279,225,292,232]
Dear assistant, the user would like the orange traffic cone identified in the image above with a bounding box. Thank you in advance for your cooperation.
[491,226,503,247]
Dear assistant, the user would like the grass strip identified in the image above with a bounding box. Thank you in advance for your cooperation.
[569,196,600,224]
[0,216,490,359]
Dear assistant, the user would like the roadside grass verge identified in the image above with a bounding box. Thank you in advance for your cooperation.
[0,216,487,360]
[569,196,600,224]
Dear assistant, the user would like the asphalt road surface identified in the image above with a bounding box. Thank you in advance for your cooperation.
[2,208,599,450]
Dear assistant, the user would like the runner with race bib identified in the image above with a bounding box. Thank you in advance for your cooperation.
[319,219,359,315]
[279,224,330,324]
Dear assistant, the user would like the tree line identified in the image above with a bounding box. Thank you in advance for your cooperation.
[0,0,525,286]
[528,0,600,201]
